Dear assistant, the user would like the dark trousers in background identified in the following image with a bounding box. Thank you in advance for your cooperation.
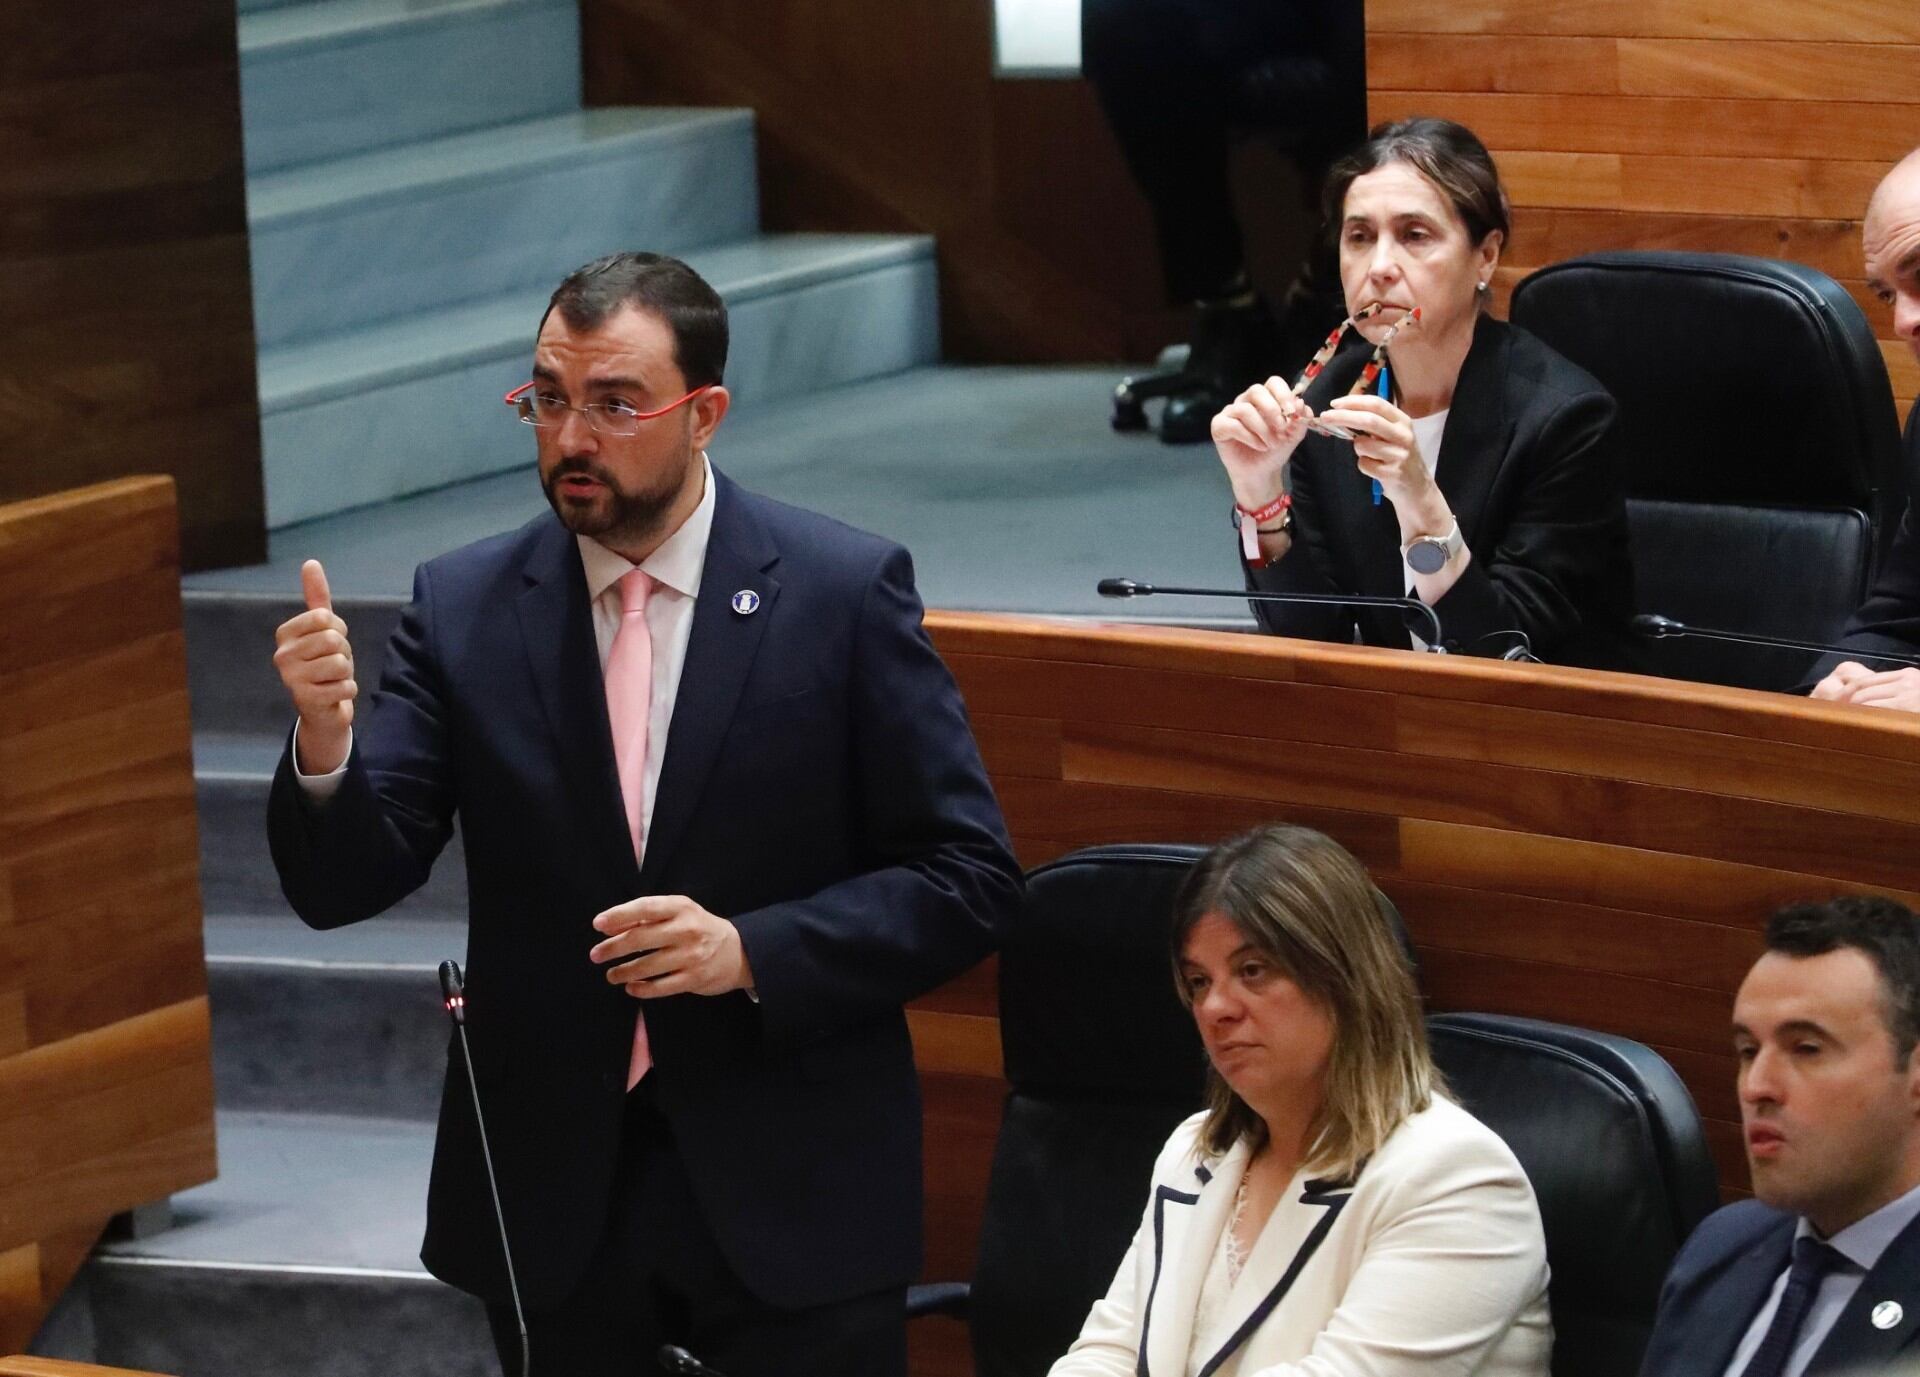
[486,1094,907,1377]
[1080,0,1366,304]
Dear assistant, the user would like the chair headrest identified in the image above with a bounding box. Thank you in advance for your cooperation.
[1510,252,1901,522]
[1429,1013,1722,1377]
[1002,845,1208,1100]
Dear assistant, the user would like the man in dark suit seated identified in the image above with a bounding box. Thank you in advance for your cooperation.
[267,252,1023,1377]
[1639,897,1920,1377]
[1811,146,1920,713]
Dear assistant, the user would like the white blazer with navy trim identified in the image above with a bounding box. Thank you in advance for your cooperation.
[1050,1097,1553,1377]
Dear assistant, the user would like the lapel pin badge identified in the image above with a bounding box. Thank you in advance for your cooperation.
[1873,1302,1904,1330]
[730,589,761,616]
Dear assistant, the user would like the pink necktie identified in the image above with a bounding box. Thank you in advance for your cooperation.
[605,568,653,1088]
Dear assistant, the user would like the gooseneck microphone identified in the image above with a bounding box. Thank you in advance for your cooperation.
[439,960,531,1377]
[1097,576,1447,653]
[1630,614,1920,671]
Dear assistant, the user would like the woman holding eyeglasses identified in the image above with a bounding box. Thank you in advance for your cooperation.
[1050,825,1551,1377]
[1213,117,1634,665]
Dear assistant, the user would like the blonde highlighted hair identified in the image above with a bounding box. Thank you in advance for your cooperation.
[1171,825,1440,1180]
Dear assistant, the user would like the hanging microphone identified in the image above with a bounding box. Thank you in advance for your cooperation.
[1629,614,1920,671]
[1097,576,1447,653]
[439,960,531,1377]
[658,1345,731,1377]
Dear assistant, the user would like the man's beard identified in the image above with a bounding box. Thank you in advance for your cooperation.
[541,433,696,549]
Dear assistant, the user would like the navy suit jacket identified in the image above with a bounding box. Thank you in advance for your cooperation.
[1836,499,1920,666]
[1248,317,1636,667]
[267,468,1023,1310]
[1639,1198,1920,1376]
[1800,412,1920,688]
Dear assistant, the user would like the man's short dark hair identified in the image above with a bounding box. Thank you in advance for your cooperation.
[543,252,728,388]
[1767,895,1920,1062]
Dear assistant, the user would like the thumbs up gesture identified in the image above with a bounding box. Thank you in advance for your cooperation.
[272,559,356,774]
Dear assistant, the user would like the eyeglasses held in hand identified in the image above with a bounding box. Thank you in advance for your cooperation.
[504,382,712,437]
[1288,304,1421,441]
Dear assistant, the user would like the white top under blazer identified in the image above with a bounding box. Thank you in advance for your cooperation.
[1051,1096,1553,1377]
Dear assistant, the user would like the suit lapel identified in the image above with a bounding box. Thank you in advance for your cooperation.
[638,471,779,887]
[1140,1145,1247,1377]
[1195,1178,1353,1377]
[515,517,638,888]
[1690,1220,1796,1375]
[1808,1213,1920,1375]
[1428,318,1516,574]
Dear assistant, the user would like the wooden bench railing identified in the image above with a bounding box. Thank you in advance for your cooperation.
[0,478,217,1356]
[0,1359,174,1377]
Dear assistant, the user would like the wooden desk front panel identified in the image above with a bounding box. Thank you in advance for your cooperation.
[0,478,217,1354]
[1365,0,1920,422]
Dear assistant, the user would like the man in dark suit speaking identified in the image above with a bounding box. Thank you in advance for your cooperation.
[1639,896,1920,1377]
[267,252,1023,1377]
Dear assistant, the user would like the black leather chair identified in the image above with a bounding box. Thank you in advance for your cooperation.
[934,843,1209,1377]
[1509,252,1905,691]
[1429,1013,1722,1377]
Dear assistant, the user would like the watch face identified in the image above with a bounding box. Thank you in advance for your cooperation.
[1407,539,1448,576]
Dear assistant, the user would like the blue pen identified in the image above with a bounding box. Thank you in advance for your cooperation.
[1371,364,1389,505]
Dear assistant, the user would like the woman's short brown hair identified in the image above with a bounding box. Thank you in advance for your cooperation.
[1171,825,1439,1180]
[1322,116,1511,275]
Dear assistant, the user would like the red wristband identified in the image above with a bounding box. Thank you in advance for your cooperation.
[1235,492,1292,525]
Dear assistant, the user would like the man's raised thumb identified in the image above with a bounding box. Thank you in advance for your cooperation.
[301,559,333,614]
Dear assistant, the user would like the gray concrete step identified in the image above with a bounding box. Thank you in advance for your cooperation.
[247,106,758,352]
[255,233,939,527]
[35,1112,494,1376]
[240,0,582,173]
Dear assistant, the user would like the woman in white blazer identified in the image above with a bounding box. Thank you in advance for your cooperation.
[1052,825,1552,1377]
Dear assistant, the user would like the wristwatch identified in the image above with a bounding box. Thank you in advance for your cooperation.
[1402,518,1464,575]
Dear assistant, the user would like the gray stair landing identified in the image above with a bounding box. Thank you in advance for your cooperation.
[39,1114,496,1376]
[241,0,582,174]
[260,233,939,528]
[248,106,759,350]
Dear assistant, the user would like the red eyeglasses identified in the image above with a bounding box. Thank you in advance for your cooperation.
[504,382,712,436]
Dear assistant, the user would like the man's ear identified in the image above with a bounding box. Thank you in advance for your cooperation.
[691,385,731,450]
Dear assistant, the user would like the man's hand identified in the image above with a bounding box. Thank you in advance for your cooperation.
[1810,660,1872,701]
[273,559,356,773]
[590,895,754,998]
[1814,663,1920,713]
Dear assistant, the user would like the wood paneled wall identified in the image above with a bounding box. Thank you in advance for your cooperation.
[0,478,217,1355]
[580,0,1222,364]
[0,0,265,570]
[1366,0,1920,422]
[906,611,1920,1373]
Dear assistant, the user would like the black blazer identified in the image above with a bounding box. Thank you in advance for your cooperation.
[1837,498,1920,664]
[1248,316,1635,666]
[267,469,1023,1311]
[1640,1198,1920,1376]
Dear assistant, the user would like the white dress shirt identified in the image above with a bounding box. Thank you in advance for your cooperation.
[1404,408,1449,649]
[1722,1178,1920,1377]
[296,454,717,870]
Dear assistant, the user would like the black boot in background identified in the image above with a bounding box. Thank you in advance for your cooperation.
[1158,292,1280,443]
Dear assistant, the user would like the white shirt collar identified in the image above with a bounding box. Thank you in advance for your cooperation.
[1797,1176,1920,1271]
[576,453,717,603]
